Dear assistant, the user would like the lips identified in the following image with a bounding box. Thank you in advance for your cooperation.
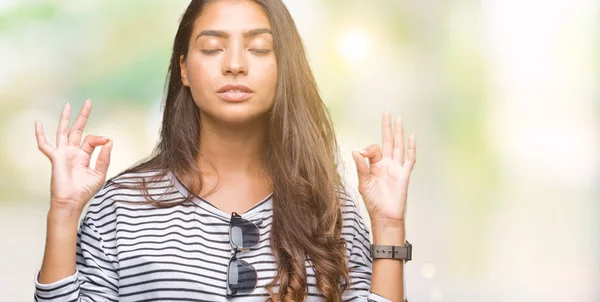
[217,84,255,102]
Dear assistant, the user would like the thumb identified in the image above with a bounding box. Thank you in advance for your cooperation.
[352,151,371,191]
[94,139,113,177]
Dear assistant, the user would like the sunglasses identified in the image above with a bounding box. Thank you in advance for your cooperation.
[226,212,260,297]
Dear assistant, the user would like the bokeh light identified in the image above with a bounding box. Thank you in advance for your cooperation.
[338,29,370,63]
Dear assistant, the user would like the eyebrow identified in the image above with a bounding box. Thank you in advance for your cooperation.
[195,28,272,41]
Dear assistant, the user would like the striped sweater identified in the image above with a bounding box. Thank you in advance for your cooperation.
[33,170,394,301]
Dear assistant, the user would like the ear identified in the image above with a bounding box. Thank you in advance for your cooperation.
[179,54,190,87]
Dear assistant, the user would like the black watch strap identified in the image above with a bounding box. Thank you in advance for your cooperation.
[370,240,412,261]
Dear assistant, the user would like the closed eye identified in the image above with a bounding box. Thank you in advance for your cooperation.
[250,49,271,55]
[201,49,221,54]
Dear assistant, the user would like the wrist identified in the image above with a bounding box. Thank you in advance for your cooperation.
[371,219,406,245]
[47,206,82,228]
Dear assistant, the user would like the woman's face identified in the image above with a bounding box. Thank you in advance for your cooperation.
[180,0,277,125]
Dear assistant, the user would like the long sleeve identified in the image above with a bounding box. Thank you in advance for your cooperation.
[341,198,392,302]
[34,216,119,301]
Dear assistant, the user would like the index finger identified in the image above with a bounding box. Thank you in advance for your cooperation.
[68,99,92,146]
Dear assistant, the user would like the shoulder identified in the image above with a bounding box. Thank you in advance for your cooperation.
[84,169,179,223]
[339,191,368,225]
[338,191,371,242]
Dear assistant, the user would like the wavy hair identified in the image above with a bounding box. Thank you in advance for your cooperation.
[109,0,351,300]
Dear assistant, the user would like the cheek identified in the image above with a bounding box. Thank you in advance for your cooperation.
[187,55,219,90]
[262,60,278,93]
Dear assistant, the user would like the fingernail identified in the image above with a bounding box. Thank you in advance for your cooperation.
[101,136,109,140]
[359,149,367,155]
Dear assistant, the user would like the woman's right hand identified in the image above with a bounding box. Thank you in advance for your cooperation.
[35,99,113,215]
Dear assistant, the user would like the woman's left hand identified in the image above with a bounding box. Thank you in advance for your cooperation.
[351,111,416,223]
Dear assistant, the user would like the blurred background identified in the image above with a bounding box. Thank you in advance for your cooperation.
[0,0,598,301]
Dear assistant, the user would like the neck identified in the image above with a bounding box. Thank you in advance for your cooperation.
[197,112,269,178]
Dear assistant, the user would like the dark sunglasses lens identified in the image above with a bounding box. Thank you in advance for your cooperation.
[230,218,260,249]
[228,259,257,293]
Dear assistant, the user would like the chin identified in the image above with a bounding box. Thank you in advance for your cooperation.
[214,104,271,125]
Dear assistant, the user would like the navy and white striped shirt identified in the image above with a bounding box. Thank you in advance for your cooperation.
[33,170,392,301]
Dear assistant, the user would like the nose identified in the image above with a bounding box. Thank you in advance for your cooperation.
[222,46,248,76]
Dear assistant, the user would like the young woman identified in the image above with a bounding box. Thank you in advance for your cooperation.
[33,0,416,301]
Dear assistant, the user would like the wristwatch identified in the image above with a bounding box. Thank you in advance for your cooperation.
[370,240,412,261]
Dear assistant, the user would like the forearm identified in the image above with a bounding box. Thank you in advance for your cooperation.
[38,206,81,284]
[370,219,406,301]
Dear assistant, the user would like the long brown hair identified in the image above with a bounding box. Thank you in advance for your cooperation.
[109,0,351,300]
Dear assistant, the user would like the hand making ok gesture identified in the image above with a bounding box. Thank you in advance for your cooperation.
[34,100,113,215]
[352,111,417,224]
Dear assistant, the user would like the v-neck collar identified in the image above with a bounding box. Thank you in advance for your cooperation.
[166,170,273,219]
